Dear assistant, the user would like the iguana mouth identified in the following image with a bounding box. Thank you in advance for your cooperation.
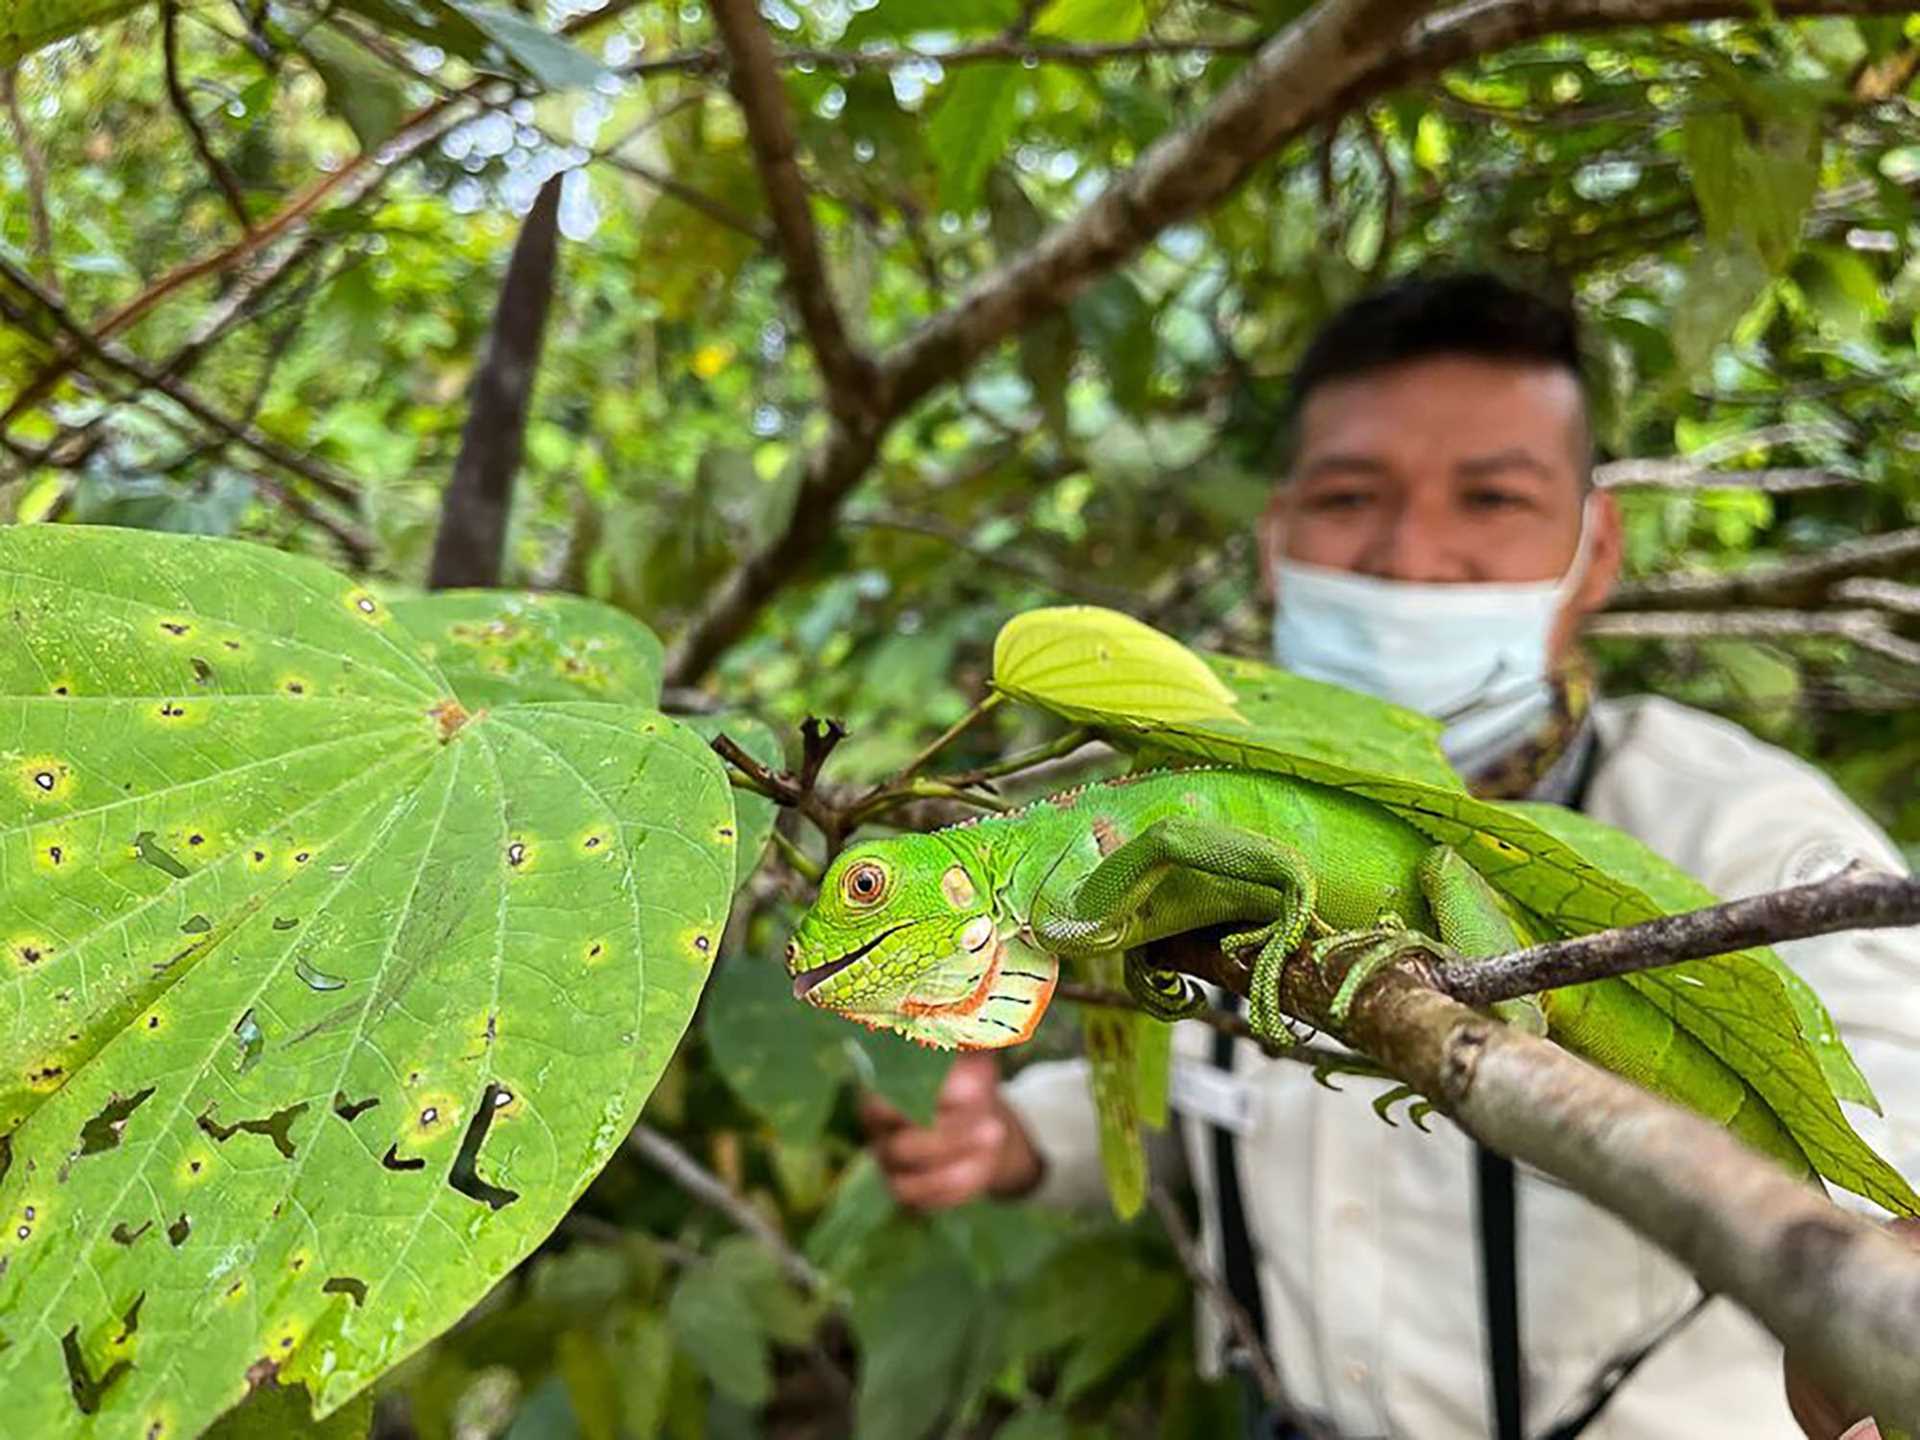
[792,921,914,999]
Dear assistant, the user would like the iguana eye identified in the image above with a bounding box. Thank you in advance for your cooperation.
[842,861,888,907]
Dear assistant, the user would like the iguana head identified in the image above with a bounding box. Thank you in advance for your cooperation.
[786,835,1057,1051]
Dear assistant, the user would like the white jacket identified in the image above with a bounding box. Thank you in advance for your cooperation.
[1002,696,1920,1438]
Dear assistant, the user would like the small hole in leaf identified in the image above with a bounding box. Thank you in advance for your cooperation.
[293,851,310,864]
[61,1325,130,1414]
[190,658,212,684]
[333,1092,379,1122]
[115,1293,144,1344]
[187,834,203,847]
[32,771,54,792]
[381,1144,424,1172]
[180,915,211,935]
[506,843,526,867]
[159,622,188,636]
[158,703,184,720]
[80,1087,156,1157]
[447,1082,519,1211]
[322,1276,368,1307]
[294,958,346,992]
[196,1102,307,1160]
[133,832,189,880]
[231,1010,263,1073]
[272,917,298,931]
[167,1215,190,1246]
[111,1221,152,1246]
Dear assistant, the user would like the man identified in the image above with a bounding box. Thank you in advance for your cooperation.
[859,275,1920,1438]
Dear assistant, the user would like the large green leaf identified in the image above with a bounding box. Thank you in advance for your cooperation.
[993,605,1243,726]
[0,526,737,1437]
[991,608,1919,1216]
[1,0,159,65]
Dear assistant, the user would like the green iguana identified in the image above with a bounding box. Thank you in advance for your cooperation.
[785,764,1919,1218]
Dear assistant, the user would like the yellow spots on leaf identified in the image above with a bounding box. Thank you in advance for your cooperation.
[49,677,74,696]
[264,1316,305,1358]
[715,823,735,846]
[405,1092,461,1145]
[12,1199,43,1243]
[218,1277,247,1307]
[505,838,531,870]
[343,589,384,624]
[246,845,272,872]
[19,757,70,802]
[583,939,608,967]
[32,834,76,873]
[11,935,49,970]
[151,698,202,728]
[281,844,317,873]
[574,824,613,858]
[487,1083,522,1121]
[280,676,312,698]
[25,1058,65,1091]
[684,927,714,963]
[156,618,193,641]
[142,1411,175,1440]
[175,1148,215,1188]
[288,1247,312,1275]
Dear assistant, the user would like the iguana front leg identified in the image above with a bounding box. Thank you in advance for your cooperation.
[1032,816,1319,1047]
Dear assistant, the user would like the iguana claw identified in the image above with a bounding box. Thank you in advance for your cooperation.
[1313,924,1459,1026]
[1371,1084,1435,1131]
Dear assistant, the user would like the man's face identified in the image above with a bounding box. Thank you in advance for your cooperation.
[1259,354,1623,659]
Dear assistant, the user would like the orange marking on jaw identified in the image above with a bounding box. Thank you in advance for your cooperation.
[900,941,1003,1019]
[1003,965,1057,1046]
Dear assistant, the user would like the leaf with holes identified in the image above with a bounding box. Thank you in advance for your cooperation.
[0,526,737,1439]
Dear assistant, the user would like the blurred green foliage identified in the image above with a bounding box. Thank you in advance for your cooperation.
[4,0,1919,1433]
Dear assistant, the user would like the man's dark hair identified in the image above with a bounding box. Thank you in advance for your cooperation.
[1289,273,1585,409]
[1279,272,1592,472]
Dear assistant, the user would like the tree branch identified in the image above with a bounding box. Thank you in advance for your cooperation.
[1432,865,1920,1008]
[1606,529,1920,612]
[162,0,251,232]
[623,35,1263,81]
[0,258,364,510]
[1,67,57,295]
[708,0,876,428]
[626,1122,828,1295]
[1149,867,1920,1424]
[1594,461,1856,493]
[1149,1184,1285,1409]
[428,171,565,589]
[1585,608,1920,669]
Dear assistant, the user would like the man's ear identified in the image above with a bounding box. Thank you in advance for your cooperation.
[1257,487,1290,602]
[1552,488,1623,660]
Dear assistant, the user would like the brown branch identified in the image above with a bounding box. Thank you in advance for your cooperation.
[1606,528,1920,612]
[1149,877,1920,1425]
[626,1122,828,1295]
[1149,1184,1285,1409]
[1833,578,1920,620]
[163,0,251,231]
[708,0,875,428]
[1594,461,1856,493]
[428,172,566,589]
[1585,608,1920,669]
[1431,865,1920,1009]
[624,35,1262,81]
[0,90,476,432]
[846,510,1141,611]
[0,259,363,509]
[1,67,56,295]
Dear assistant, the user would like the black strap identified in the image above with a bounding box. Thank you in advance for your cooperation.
[1212,1014,1270,1367]
[1476,1146,1525,1439]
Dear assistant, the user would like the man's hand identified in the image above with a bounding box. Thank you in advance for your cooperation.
[860,1054,1044,1210]
[1784,1216,1920,1439]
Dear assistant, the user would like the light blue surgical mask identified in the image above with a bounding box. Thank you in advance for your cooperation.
[1270,501,1594,777]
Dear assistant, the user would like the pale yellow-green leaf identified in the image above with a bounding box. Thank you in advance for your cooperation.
[993,606,1244,726]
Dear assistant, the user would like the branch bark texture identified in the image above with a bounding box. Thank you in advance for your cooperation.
[428,172,565,589]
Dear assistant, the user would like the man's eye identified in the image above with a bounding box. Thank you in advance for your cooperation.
[1463,490,1528,512]
[1304,490,1373,513]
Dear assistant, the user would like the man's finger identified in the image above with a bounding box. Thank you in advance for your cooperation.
[936,1053,1000,1109]
[888,1153,998,1211]
[874,1114,1006,1174]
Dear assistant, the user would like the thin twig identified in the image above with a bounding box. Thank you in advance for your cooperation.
[1148,1184,1284,1408]
[1,67,57,294]
[1606,528,1920,612]
[623,35,1262,81]
[626,1122,828,1295]
[0,258,364,509]
[1431,866,1920,1009]
[1584,608,1920,670]
[846,510,1142,611]
[1594,462,1856,493]
[163,0,252,231]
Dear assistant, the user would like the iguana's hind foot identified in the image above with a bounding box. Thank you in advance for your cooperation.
[1312,924,1457,1027]
[1123,952,1208,1022]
